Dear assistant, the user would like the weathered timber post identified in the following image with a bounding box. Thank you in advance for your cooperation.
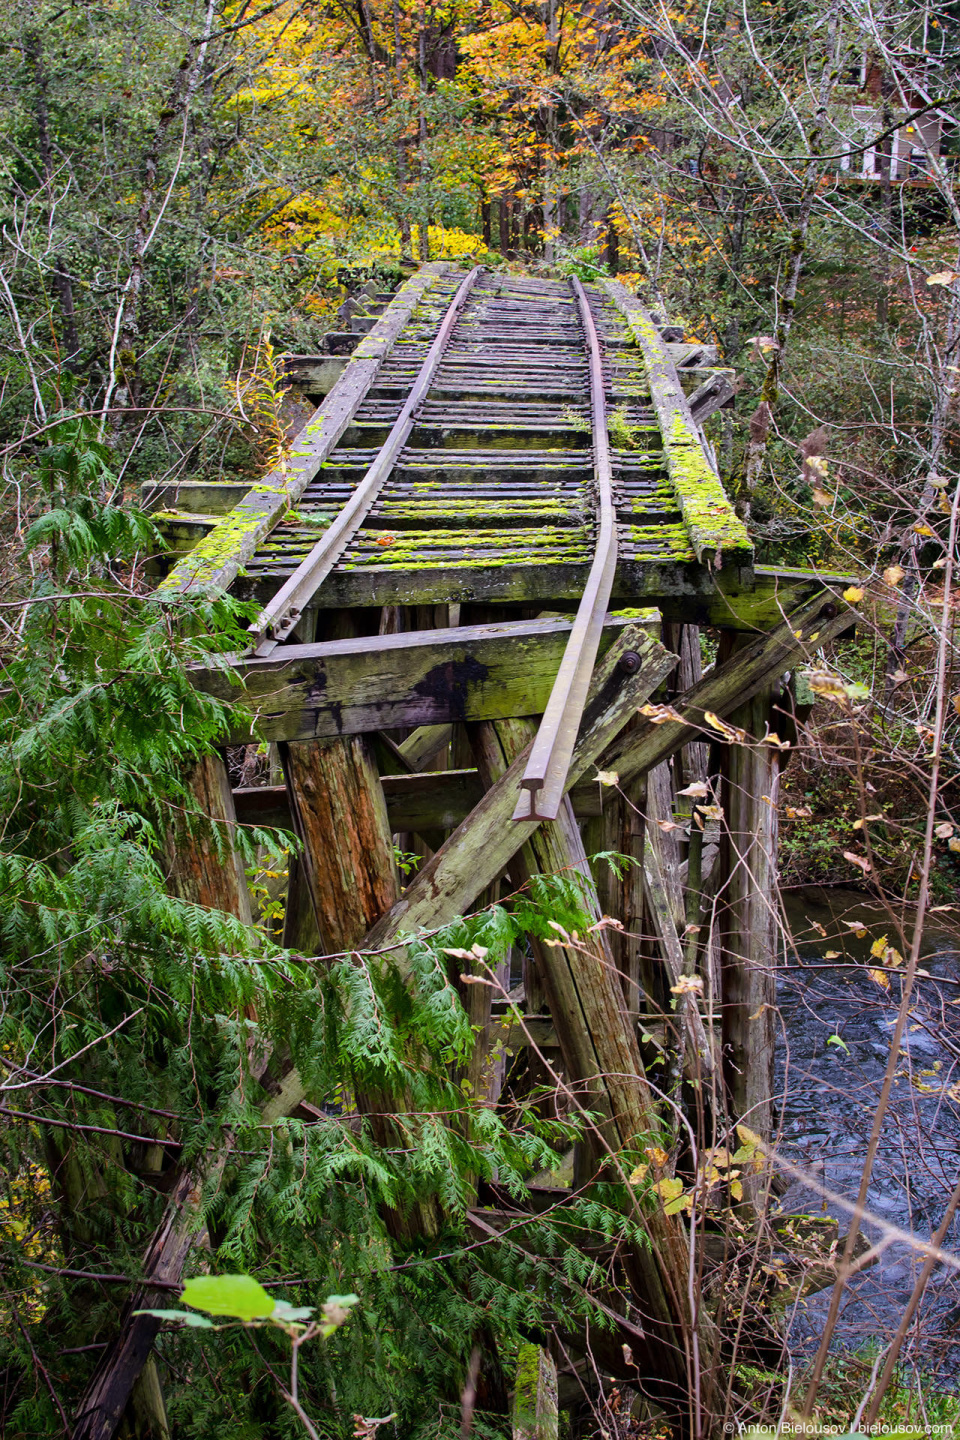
[471,716,715,1408]
[581,767,646,1016]
[512,1344,558,1440]
[717,688,781,1144]
[277,735,450,1239]
[279,735,397,953]
[166,752,252,921]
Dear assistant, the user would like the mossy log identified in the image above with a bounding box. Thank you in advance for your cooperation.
[512,1344,558,1440]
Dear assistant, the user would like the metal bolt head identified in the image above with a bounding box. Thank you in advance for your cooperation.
[618,650,642,675]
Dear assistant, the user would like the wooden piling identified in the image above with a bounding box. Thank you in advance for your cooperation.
[718,689,780,1143]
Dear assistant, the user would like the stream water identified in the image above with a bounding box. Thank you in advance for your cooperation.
[775,886,960,1383]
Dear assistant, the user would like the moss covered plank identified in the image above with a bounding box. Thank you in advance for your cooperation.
[191,614,645,744]
[156,262,453,597]
[601,278,753,574]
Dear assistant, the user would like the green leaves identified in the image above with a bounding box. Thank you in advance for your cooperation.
[181,1275,277,1322]
[137,1275,359,1337]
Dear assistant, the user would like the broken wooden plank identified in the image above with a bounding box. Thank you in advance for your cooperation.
[570,594,852,808]
[363,625,675,950]
[687,369,737,424]
[191,614,641,744]
[157,263,452,597]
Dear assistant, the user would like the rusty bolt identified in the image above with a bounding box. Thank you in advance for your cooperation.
[618,650,642,675]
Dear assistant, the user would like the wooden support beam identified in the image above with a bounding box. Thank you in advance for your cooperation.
[279,736,398,955]
[642,833,715,1081]
[570,594,852,809]
[166,753,252,923]
[718,690,780,1145]
[233,772,487,851]
[471,716,714,1403]
[191,614,646,744]
[581,773,646,1015]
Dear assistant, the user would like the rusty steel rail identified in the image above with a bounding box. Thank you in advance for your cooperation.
[512,276,618,822]
[247,265,483,655]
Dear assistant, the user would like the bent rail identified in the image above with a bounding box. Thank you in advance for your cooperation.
[513,277,618,821]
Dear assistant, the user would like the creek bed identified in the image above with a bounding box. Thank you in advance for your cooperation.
[774,886,960,1381]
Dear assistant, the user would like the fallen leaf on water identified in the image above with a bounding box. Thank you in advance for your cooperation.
[868,968,891,989]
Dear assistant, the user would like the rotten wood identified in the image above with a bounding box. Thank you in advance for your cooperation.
[279,736,398,954]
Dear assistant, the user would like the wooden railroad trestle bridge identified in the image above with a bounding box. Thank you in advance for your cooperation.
[78,265,855,1438]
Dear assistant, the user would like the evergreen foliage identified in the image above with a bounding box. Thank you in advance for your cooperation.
[0,423,646,1436]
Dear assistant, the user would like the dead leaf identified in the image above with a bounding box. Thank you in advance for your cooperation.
[812,486,833,507]
[670,974,704,995]
[914,523,934,537]
[843,850,871,873]
[842,585,865,603]
[926,270,959,286]
[935,822,955,839]
[805,669,848,704]
[596,770,619,787]
[678,780,710,798]
[703,711,747,743]
[785,805,813,819]
[760,731,791,749]
[639,702,684,725]
[883,564,905,587]
[868,968,891,989]
[824,950,841,959]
